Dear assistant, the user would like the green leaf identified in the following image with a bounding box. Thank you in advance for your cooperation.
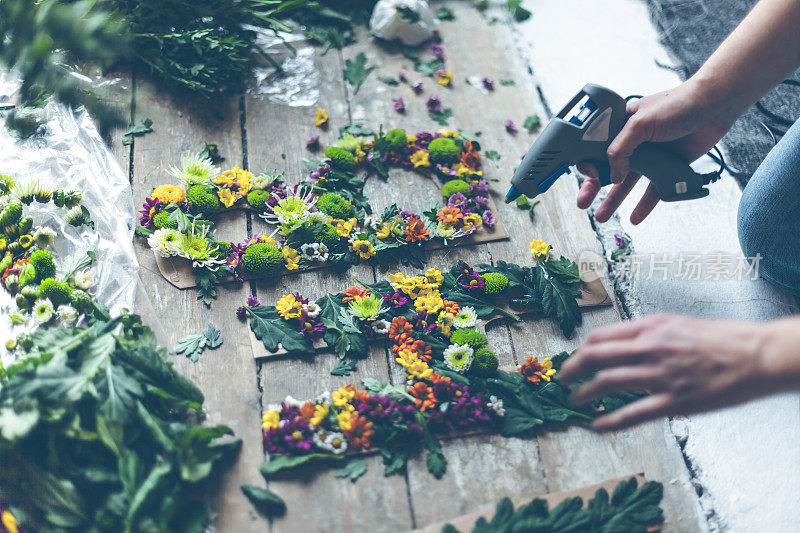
[330,359,357,376]
[59,239,99,282]
[343,53,376,94]
[261,453,342,476]
[171,333,207,362]
[500,78,515,86]
[483,149,501,162]
[247,306,315,355]
[507,0,533,22]
[203,323,223,349]
[435,7,455,20]
[241,485,286,518]
[379,76,399,86]
[428,107,453,126]
[121,118,153,145]
[415,59,445,77]
[334,457,367,482]
[339,123,375,137]
[524,114,541,132]
[426,450,447,479]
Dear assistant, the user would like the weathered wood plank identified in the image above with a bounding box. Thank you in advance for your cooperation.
[244,44,412,532]
[436,3,704,530]
[129,79,266,533]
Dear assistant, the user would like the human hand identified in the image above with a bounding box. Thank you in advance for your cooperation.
[576,82,733,224]
[558,315,800,432]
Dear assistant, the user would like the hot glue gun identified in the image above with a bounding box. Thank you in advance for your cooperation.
[505,84,719,204]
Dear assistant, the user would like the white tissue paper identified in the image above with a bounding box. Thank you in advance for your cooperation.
[370,0,439,46]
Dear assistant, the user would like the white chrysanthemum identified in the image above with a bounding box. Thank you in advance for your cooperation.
[148,228,181,257]
[33,226,57,248]
[64,205,83,225]
[303,302,321,319]
[73,269,95,290]
[57,304,78,326]
[251,171,282,190]
[314,391,333,405]
[301,243,317,261]
[33,298,54,324]
[434,221,458,239]
[348,294,385,320]
[265,403,281,413]
[313,431,348,455]
[12,178,40,204]
[260,187,317,232]
[443,343,474,373]
[371,319,391,335]
[308,211,328,223]
[283,395,304,408]
[313,242,329,262]
[452,306,478,329]
[488,395,505,417]
[168,153,219,189]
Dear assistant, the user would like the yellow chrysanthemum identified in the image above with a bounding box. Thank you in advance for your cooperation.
[262,411,280,430]
[415,290,444,313]
[439,129,459,138]
[259,235,277,246]
[463,213,483,230]
[332,385,356,407]
[310,403,329,427]
[352,239,375,259]
[406,134,418,145]
[437,70,453,86]
[282,246,300,270]
[276,294,303,320]
[405,277,431,299]
[389,272,409,290]
[355,147,367,164]
[151,184,185,204]
[332,217,358,237]
[409,149,431,168]
[1,510,18,533]
[423,268,443,288]
[395,349,433,380]
[530,239,552,259]
[315,108,329,127]
[215,166,252,196]
[217,188,237,208]
[376,224,392,240]
[337,410,354,431]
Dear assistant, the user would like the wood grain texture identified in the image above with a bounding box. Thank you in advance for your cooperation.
[129,78,266,533]
[244,46,412,532]
[434,3,704,531]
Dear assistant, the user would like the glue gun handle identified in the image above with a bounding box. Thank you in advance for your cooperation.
[584,159,612,187]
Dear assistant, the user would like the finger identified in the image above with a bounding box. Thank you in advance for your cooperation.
[591,393,672,432]
[630,183,660,225]
[607,117,652,184]
[576,162,598,178]
[581,316,662,345]
[559,339,652,385]
[626,98,641,115]
[594,171,641,222]
[570,366,658,405]
[577,177,602,210]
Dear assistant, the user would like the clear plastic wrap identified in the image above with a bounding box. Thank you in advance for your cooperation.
[0,71,163,365]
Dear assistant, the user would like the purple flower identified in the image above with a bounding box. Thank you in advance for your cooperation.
[426,381,492,431]
[299,311,326,339]
[236,306,247,320]
[393,97,405,113]
[474,195,490,206]
[482,77,494,91]
[263,417,314,454]
[411,311,437,333]
[425,94,442,113]
[436,164,457,177]
[246,295,261,307]
[431,43,446,61]
[399,70,408,82]
[505,119,518,133]
[447,192,467,208]
[138,197,161,228]
[482,210,496,227]
[470,181,489,195]
[614,233,629,248]
[308,163,331,183]
[306,135,320,150]
[415,131,434,145]
[413,80,424,94]
[383,291,409,308]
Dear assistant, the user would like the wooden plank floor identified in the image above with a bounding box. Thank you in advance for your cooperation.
[113,3,705,531]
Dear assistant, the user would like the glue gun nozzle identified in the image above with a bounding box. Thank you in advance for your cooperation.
[505,185,522,204]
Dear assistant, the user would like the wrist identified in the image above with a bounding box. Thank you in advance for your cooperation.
[755,319,800,393]
[682,74,739,129]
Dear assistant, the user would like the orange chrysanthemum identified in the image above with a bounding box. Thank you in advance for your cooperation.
[436,206,464,226]
[441,300,460,317]
[299,401,316,421]
[343,414,374,449]
[403,218,430,243]
[354,390,371,403]
[430,372,452,385]
[388,316,413,342]
[342,286,370,303]
[408,382,437,412]
[458,140,481,170]
[519,355,556,384]
[393,338,432,363]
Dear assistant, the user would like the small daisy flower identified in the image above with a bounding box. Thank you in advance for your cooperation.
[57,304,78,326]
[371,319,391,335]
[313,242,329,262]
[488,395,505,417]
[452,306,478,329]
[33,226,56,248]
[303,302,321,319]
[283,395,304,408]
[443,343,474,373]
[33,298,54,324]
[301,243,318,261]
[73,269,95,290]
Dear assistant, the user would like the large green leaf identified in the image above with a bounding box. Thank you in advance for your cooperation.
[248,306,315,355]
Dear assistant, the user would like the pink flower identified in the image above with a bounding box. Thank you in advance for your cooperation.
[431,43,446,61]
[505,119,518,133]
[399,70,408,82]
[427,95,443,113]
[482,77,494,91]
[306,135,320,150]
[413,80,424,94]
[393,97,405,113]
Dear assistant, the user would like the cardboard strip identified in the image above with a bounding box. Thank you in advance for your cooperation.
[154,198,510,290]
[249,275,612,360]
[412,474,658,533]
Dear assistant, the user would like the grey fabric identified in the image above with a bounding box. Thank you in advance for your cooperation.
[648,0,800,186]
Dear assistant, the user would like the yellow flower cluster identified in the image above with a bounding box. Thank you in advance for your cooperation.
[310,402,329,427]
[388,268,457,336]
[276,294,303,320]
[395,348,434,380]
[215,166,252,207]
[410,149,431,168]
[262,410,280,430]
[351,239,375,259]
[282,246,300,270]
[329,216,358,237]
[530,239,551,259]
[332,385,358,430]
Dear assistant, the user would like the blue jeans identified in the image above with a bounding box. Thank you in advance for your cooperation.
[738,118,800,296]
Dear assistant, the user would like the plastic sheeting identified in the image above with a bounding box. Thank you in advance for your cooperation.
[0,72,164,365]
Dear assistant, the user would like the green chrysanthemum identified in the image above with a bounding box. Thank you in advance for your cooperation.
[33,298,54,324]
[449,328,488,349]
[317,192,354,220]
[30,249,56,280]
[168,153,219,189]
[38,278,71,307]
[347,294,385,320]
[472,348,499,375]
[482,272,509,295]
[242,243,283,277]
[178,233,211,261]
